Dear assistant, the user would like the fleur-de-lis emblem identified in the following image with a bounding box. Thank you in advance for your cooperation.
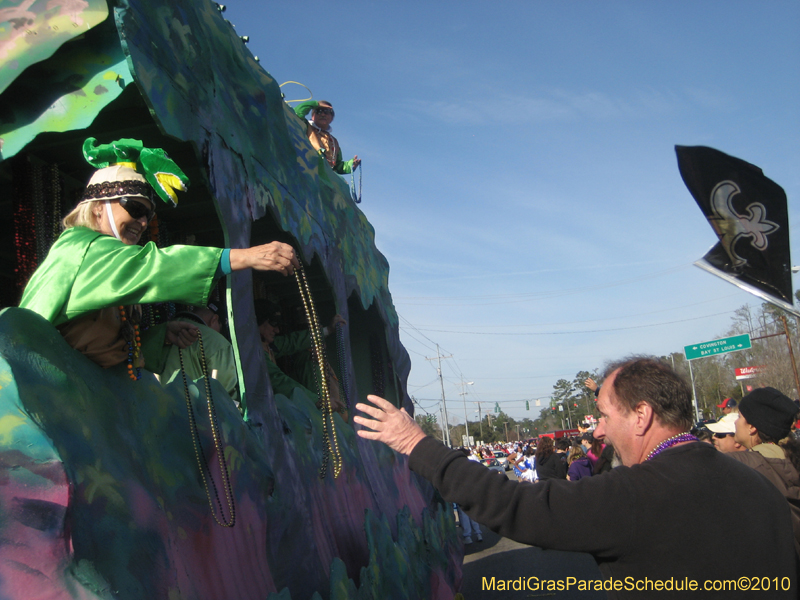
[708,180,778,267]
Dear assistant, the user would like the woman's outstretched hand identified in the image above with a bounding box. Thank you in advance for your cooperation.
[229,242,300,275]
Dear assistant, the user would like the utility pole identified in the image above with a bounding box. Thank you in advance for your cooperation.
[459,377,474,446]
[438,402,446,443]
[475,402,484,441]
[426,345,453,447]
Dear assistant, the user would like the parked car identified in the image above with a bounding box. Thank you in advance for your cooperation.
[493,451,510,471]
[481,457,506,474]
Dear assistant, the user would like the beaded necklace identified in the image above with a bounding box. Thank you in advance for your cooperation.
[119,306,141,380]
[350,165,362,204]
[645,432,698,461]
[179,332,235,527]
[295,262,342,479]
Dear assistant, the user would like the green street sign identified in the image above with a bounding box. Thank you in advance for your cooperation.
[684,333,751,361]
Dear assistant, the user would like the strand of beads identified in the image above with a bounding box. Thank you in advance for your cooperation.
[295,262,342,479]
[179,333,235,527]
[12,158,38,296]
[645,432,698,461]
[119,306,141,380]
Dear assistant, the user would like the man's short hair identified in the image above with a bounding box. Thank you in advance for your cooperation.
[603,356,694,431]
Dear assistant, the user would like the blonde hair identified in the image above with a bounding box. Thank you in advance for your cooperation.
[62,200,102,231]
[567,445,585,466]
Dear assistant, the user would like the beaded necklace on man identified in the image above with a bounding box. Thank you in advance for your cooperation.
[645,432,698,461]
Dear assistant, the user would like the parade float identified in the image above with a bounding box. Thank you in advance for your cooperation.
[0,1,462,598]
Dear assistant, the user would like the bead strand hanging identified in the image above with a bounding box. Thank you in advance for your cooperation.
[119,306,142,380]
[179,332,236,527]
[12,157,39,296]
[295,262,342,479]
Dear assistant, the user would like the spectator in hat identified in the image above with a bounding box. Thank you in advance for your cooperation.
[730,387,800,556]
[717,398,738,415]
[706,413,746,453]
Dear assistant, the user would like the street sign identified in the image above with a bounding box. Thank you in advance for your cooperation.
[684,333,751,360]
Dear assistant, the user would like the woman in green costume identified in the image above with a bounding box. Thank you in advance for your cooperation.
[19,138,299,377]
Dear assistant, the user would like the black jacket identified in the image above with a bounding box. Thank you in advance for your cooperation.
[410,437,797,599]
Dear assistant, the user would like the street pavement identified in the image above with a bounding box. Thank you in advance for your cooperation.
[456,470,606,599]
[459,528,606,599]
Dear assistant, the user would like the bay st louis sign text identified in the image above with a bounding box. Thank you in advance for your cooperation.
[684,333,752,361]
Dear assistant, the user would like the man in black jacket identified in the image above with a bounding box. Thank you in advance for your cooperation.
[355,356,797,599]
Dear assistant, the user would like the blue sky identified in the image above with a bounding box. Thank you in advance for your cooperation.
[225,1,800,424]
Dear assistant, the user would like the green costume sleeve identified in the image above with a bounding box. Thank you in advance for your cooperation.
[333,151,355,175]
[272,330,311,358]
[293,100,319,120]
[20,227,223,326]
[265,351,317,401]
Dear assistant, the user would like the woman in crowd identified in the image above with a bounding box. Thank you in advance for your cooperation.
[20,138,299,377]
[566,444,592,481]
[533,437,566,480]
[581,432,615,475]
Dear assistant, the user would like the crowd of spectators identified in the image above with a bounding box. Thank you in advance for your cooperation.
[459,424,615,484]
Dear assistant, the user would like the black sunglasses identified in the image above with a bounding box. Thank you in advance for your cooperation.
[314,107,334,116]
[119,197,155,222]
[713,433,733,439]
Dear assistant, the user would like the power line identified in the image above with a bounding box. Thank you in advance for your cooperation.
[394,264,691,306]
[409,310,736,336]
[404,293,741,329]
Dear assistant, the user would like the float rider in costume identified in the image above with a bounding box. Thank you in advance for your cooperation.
[255,300,346,415]
[20,137,299,379]
[294,100,361,175]
[149,305,241,408]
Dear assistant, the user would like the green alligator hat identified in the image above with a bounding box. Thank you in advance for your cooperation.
[82,137,190,206]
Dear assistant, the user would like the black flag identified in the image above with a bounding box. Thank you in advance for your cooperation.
[676,145,795,313]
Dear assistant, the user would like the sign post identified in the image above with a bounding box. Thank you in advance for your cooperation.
[683,334,752,420]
